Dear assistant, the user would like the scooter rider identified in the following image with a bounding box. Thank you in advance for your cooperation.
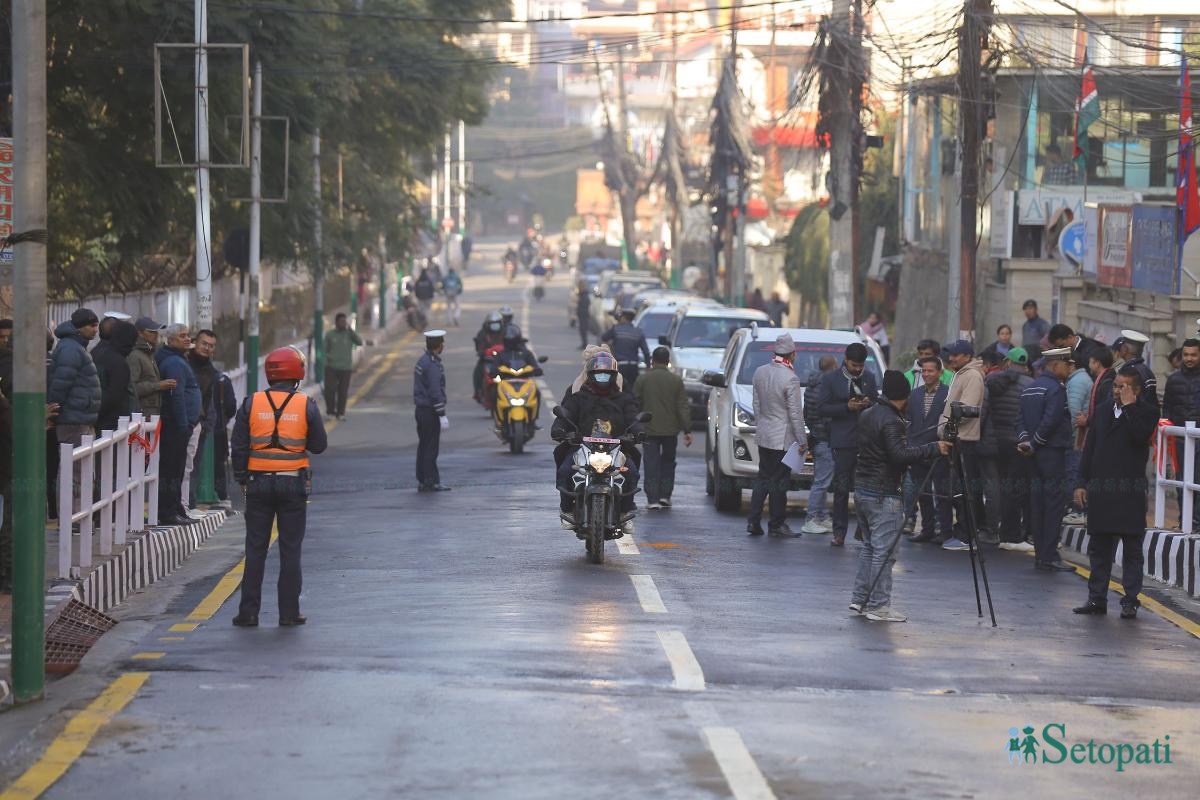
[473,311,505,402]
[551,351,641,530]
[231,346,328,627]
[499,306,515,328]
[492,324,543,376]
[601,308,651,389]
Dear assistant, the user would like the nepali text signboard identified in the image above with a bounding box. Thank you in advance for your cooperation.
[0,137,12,283]
[1097,205,1133,288]
[1130,204,1178,296]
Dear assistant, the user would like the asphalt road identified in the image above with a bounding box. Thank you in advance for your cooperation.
[5,241,1200,798]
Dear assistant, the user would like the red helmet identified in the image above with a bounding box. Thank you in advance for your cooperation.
[265,346,306,383]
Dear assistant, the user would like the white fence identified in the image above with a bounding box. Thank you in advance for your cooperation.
[57,414,161,579]
[1154,422,1200,534]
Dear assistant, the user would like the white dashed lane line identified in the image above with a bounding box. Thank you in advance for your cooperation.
[629,574,668,613]
[616,535,640,555]
[702,727,778,800]
[656,630,706,691]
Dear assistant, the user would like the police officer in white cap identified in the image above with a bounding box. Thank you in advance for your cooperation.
[1116,329,1159,412]
[415,329,451,491]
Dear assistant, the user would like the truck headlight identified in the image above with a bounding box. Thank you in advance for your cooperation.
[735,404,755,427]
[588,452,614,473]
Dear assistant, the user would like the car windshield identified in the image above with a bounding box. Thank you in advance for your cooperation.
[736,342,883,385]
[581,257,619,275]
[636,312,674,341]
[606,279,661,298]
[674,316,762,349]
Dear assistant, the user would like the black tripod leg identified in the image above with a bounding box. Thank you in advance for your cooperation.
[952,446,984,617]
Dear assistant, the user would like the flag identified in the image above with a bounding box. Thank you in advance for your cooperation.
[1179,56,1200,240]
[1073,57,1099,174]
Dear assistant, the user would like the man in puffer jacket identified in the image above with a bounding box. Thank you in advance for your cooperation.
[48,309,102,449]
[802,356,838,533]
[154,324,202,525]
[92,320,138,433]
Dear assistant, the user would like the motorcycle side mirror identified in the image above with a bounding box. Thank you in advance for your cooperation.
[537,355,549,363]
[635,412,653,424]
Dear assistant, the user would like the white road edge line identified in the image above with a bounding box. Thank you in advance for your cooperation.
[629,574,667,613]
[657,630,705,691]
[616,534,639,555]
[702,727,777,800]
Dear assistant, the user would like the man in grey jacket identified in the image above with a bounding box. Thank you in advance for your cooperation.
[747,334,806,537]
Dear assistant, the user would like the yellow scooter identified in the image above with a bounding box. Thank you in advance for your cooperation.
[493,356,547,454]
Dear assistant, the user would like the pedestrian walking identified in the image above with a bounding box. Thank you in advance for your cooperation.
[415,329,451,492]
[905,357,952,543]
[442,267,463,327]
[1021,299,1050,348]
[801,356,838,533]
[49,309,102,509]
[92,319,137,433]
[850,370,950,622]
[184,329,219,509]
[937,340,987,549]
[414,267,436,317]
[766,291,787,327]
[154,324,201,526]
[980,347,1034,550]
[745,334,805,537]
[1072,367,1159,619]
[128,317,174,417]
[633,346,692,510]
[576,279,591,349]
[601,308,651,388]
[323,313,365,420]
[747,288,767,312]
[817,342,878,546]
[231,346,327,627]
[1017,347,1076,572]
[1063,353,1094,525]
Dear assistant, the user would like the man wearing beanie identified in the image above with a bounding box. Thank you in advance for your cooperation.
[851,370,950,621]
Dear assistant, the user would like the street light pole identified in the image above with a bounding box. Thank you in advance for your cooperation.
[247,59,262,394]
[11,0,48,704]
[313,130,324,382]
[194,0,218,504]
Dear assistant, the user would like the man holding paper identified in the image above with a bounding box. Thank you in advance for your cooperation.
[747,334,806,537]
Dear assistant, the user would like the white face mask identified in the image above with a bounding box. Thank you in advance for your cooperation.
[592,373,613,386]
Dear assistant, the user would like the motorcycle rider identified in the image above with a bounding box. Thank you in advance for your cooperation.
[551,351,641,530]
[491,324,543,376]
[473,312,505,402]
[601,308,651,388]
[499,306,515,328]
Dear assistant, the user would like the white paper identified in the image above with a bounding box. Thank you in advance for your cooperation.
[781,442,805,472]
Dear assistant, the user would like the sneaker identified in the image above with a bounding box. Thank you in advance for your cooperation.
[902,517,916,534]
[560,514,576,530]
[659,498,672,508]
[801,517,828,535]
[849,601,864,614]
[865,607,907,622]
[621,520,635,535]
[647,502,662,511]
[999,541,1035,552]
[1062,511,1087,526]
[941,537,970,551]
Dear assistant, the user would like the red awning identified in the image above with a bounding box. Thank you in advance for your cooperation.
[752,125,818,149]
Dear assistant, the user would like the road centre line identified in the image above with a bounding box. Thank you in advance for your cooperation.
[0,672,150,800]
[702,727,778,800]
[657,631,706,691]
[630,574,667,613]
[616,536,640,555]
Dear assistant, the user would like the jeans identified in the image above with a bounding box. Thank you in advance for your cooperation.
[1029,447,1068,563]
[807,441,832,521]
[910,460,952,535]
[1086,531,1144,607]
[238,472,308,619]
[415,407,442,487]
[642,435,679,504]
[748,446,791,529]
[981,447,1031,542]
[851,491,904,611]
[324,367,353,417]
[831,447,857,537]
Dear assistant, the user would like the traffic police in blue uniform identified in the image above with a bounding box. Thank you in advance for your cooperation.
[1117,329,1159,412]
[1017,346,1075,572]
[415,329,450,492]
[601,308,651,388]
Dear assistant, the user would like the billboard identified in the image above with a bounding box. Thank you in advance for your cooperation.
[1097,205,1132,288]
[1129,204,1177,296]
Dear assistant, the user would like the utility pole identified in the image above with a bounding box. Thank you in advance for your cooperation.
[11,0,48,704]
[615,47,637,270]
[723,1,741,303]
[669,0,681,288]
[247,60,262,394]
[377,231,387,329]
[193,0,217,505]
[824,0,863,329]
[443,127,452,266]
[313,130,324,381]
[955,0,991,340]
[457,120,467,233]
[430,156,438,227]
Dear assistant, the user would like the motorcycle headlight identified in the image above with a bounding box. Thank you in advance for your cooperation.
[588,452,614,473]
[509,397,526,406]
[735,404,755,427]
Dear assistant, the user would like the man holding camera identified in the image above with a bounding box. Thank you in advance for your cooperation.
[851,371,952,621]
[1018,347,1076,572]
[938,340,987,550]
[817,343,878,547]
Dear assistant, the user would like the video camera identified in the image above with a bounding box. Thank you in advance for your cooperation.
[943,401,981,442]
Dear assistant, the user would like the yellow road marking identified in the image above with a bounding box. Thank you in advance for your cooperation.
[158,637,185,642]
[1065,560,1200,640]
[185,526,277,623]
[0,672,150,800]
[168,623,198,632]
[325,331,414,432]
[131,652,165,661]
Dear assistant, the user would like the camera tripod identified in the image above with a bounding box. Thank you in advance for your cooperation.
[862,422,998,627]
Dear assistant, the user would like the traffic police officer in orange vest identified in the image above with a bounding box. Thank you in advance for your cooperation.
[231,346,328,627]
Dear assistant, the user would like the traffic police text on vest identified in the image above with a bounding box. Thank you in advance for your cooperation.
[231,345,328,628]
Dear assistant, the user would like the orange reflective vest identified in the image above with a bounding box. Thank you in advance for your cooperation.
[247,390,311,473]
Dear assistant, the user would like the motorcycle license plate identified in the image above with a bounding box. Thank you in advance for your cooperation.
[583,437,621,445]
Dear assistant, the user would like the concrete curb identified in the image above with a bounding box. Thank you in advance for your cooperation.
[1061,524,1200,598]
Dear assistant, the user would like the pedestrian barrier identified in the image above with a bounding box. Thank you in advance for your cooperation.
[57,414,161,579]
[1154,421,1200,534]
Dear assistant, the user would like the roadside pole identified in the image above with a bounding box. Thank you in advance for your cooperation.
[194,0,218,505]
[457,120,466,234]
[11,0,48,703]
[313,130,324,382]
[247,59,262,394]
[377,231,387,329]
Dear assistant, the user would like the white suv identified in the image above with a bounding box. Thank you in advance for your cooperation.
[658,306,771,423]
[589,271,664,334]
[703,327,885,512]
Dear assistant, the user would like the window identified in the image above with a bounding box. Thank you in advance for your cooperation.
[675,316,762,349]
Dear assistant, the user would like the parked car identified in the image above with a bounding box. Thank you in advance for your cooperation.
[702,326,885,512]
[633,302,688,346]
[629,288,716,313]
[658,306,771,422]
[589,271,664,334]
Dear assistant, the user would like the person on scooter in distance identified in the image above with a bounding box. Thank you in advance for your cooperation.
[552,351,641,531]
[473,312,505,403]
[498,306,515,328]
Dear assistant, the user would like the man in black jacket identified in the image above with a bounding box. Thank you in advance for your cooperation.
[1162,339,1200,529]
[850,370,950,622]
[906,357,951,543]
[980,347,1034,548]
[817,342,878,546]
[92,320,137,433]
[1048,324,1103,372]
[801,356,838,533]
[1073,367,1159,619]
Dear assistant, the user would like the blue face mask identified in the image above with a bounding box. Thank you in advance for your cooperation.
[593,373,613,385]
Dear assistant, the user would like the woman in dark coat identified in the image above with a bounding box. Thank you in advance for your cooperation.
[1073,366,1159,618]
